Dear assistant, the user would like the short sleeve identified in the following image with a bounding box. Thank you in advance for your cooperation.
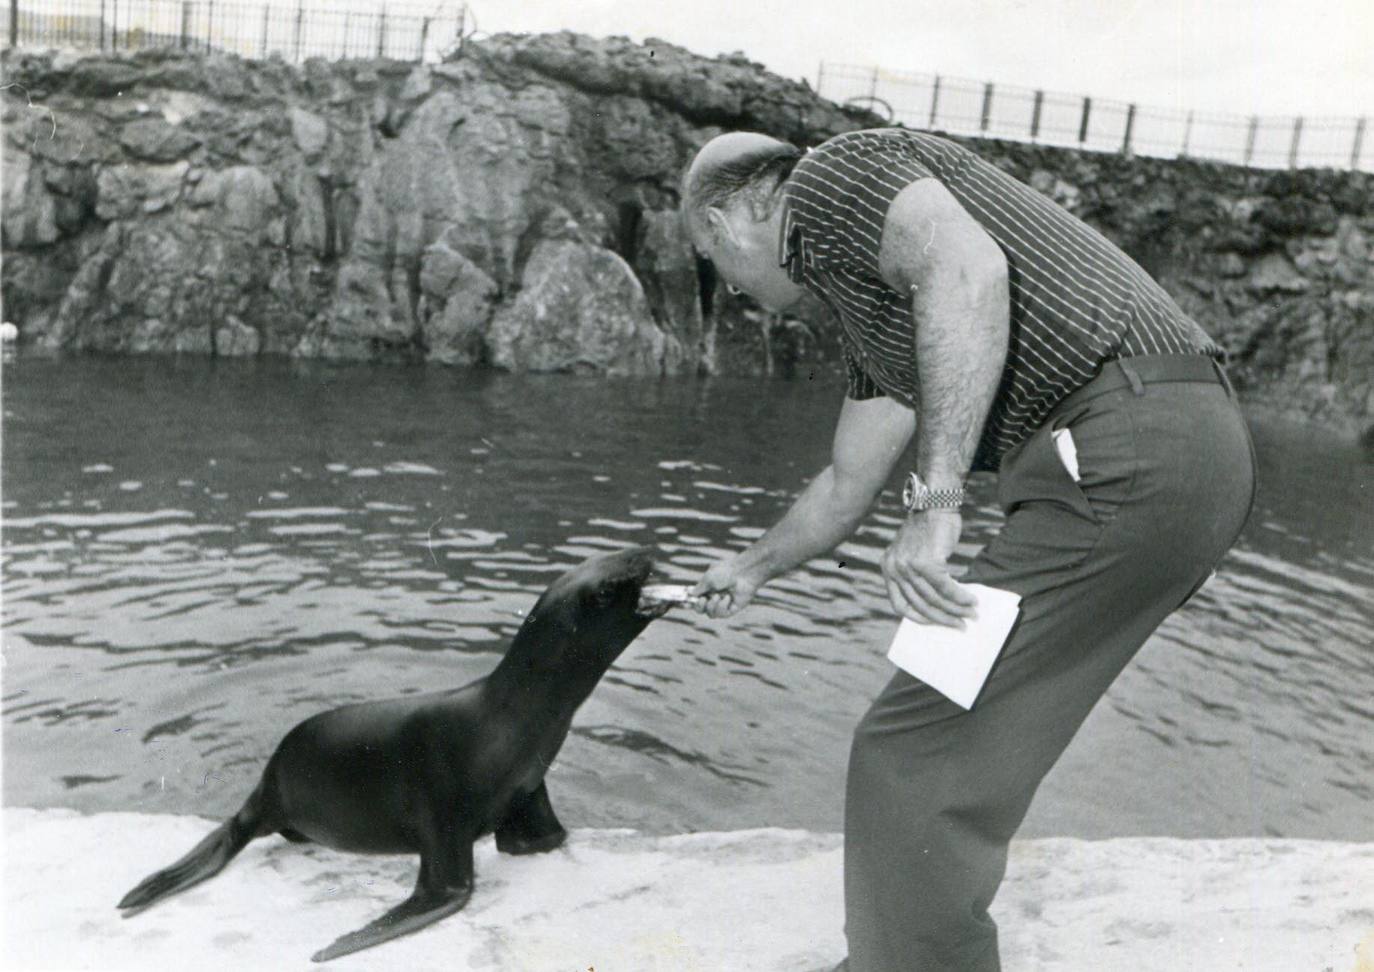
[786,132,935,279]
[843,345,884,401]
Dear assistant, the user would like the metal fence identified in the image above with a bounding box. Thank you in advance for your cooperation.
[818,62,1372,173]
[2,0,469,63]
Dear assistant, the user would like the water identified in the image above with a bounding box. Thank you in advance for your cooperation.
[2,356,1371,840]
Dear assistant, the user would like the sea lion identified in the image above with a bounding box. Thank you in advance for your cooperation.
[117,546,669,962]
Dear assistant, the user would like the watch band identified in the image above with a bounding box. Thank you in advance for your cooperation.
[903,472,965,513]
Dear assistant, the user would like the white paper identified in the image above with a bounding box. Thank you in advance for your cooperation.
[886,584,1023,710]
[1052,427,1081,481]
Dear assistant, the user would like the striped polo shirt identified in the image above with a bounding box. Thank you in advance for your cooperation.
[779,128,1221,471]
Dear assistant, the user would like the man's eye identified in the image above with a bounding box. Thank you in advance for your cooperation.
[726,284,742,296]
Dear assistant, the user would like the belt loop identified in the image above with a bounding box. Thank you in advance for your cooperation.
[1118,359,1146,396]
[1211,358,1236,399]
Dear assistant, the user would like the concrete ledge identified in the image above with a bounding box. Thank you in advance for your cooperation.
[3,808,1371,971]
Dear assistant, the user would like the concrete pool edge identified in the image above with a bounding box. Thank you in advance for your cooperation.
[3,806,1371,971]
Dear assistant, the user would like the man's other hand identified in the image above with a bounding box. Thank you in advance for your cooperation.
[689,558,763,619]
[882,511,978,627]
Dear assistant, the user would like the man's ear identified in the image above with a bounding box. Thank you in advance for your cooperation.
[705,207,740,248]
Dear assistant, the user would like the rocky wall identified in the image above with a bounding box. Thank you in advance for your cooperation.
[2,34,1372,434]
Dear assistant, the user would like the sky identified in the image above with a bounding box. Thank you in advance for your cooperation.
[461,0,1374,120]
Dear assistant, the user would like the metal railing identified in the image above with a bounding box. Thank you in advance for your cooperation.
[2,0,469,63]
[818,61,1372,173]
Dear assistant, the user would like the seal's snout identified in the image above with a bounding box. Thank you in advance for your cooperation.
[609,545,656,584]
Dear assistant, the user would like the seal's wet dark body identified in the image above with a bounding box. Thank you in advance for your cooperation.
[117,547,665,962]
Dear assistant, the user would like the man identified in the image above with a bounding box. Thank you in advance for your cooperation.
[681,128,1255,971]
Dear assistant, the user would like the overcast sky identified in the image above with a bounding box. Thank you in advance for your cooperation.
[467,0,1373,119]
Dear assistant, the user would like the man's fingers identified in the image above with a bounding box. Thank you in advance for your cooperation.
[930,571,978,612]
[887,573,964,628]
[900,562,975,619]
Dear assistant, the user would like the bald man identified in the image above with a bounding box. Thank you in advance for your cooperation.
[681,129,1255,971]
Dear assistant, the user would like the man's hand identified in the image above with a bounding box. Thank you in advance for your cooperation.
[689,557,765,619]
[882,511,978,627]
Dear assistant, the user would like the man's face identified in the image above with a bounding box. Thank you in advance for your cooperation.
[688,204,806,314]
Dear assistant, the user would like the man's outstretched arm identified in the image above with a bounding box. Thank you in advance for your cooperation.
[691,395,916,618]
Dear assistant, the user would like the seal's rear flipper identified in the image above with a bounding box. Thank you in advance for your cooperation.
[310,884,473,963]
[117,817,253,915]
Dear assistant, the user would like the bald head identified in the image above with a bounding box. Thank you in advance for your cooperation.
[681,132,802,229]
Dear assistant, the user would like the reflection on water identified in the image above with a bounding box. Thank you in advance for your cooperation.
[2,356,1371,839]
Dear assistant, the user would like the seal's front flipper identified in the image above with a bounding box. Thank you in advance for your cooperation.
[310,842,474,963]
[496,781,567,855]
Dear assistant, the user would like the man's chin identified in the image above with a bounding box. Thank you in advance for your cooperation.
[759,291,807,314]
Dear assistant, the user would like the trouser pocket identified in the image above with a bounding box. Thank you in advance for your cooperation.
[974,393,1139,588]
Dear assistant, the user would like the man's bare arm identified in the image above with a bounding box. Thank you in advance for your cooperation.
[873,179,1007,625]
[878,180,1009,488]
[691,395,915,617]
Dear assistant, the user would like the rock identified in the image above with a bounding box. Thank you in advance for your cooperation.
[187,166,278,232]
[418,237,498,365]
[1217,253,1246,278]
[214,316,261,356]
[280,164,329,255]
[2,38,1372,435]
[632,209,698,373]
[65,59,143,97]
[288,107,329,158]
[118,117,201,162]
[1,144,60,247]
[399,65,433,102]
[1249,253,1310,294]
[487,239,666,374]
[95,160,188,220]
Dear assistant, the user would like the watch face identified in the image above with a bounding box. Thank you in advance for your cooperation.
[902,473,920,511]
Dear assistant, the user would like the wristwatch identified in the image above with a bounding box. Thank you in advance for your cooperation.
[902,472,965,513]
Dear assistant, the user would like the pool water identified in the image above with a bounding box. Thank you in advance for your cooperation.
[3,356,1371,840]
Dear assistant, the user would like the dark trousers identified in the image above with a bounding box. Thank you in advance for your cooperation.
[843,355,1257,971]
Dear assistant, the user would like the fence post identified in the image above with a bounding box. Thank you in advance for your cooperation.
[9,0,17,49]
[868,65,879,101]
[928,75,941,129]
[979,82,994,133]
[292,0,303,60]
[342,10,351,57]
[816,61,824,94]
[419,17,430,62]
[1180,109,1194,157]
[1243,115,1259,166]
[377,5,386,58]
[1287,116,1303,169]
[112,0,118,51]
[1122,103,1136,155]
[1353,117,1368,170]
[100,0,106,50]
[1078,96,1091,143]
[206,0,214,51]
[1030,90,1044,141]
[260,3,270,58]
[179,0,189,49]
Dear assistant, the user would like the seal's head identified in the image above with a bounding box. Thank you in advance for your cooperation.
[681,132,809,313]
[513,547,662,673]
